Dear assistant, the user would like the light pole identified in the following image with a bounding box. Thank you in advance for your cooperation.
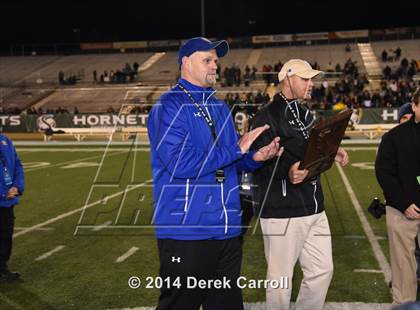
[201,0,205,37]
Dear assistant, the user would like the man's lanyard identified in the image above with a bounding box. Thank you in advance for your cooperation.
[0,150,12,186]
[176,83,225,183]
[279,92,310,140]
[177,83,217,143]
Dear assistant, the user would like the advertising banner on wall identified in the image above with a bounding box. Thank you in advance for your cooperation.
[293,32,329,41]
[80,42,114,50]
[370,27,411,37]
[328,30,369,39]
[148,40,170,47]
[0,114,150,133]
[113,41,148,49]
[271,34,293,42]
[251,35,274,44]
[0,109,400,133]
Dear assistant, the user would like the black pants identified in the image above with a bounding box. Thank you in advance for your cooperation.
[156,236,244,310]
[0,206,14,271]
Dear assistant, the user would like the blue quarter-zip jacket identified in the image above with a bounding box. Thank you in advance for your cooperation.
[147,78,261,240]
[0,135,24,207]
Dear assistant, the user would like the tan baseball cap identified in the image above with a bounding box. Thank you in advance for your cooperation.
[278,59,322,82]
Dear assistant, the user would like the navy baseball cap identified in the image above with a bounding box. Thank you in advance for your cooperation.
[398,102,413,123]
[178,37,229,65]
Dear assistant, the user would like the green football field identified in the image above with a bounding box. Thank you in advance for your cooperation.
[0,143,395,309]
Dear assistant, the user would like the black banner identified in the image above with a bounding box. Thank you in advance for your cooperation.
[0,109,400,133]
[0,114,149,133]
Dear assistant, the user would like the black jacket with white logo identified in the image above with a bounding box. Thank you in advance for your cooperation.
[251,93,324,218]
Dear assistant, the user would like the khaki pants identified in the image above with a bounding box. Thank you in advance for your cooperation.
[260,211,333,310]
[386,206,420,305]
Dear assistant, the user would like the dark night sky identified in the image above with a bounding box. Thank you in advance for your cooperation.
[1,0,419,45]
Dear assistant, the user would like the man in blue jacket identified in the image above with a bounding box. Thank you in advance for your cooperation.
[0,134,24,282]
[147,37,282,310]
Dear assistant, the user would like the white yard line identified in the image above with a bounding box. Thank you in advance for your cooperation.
[35,245,66,261]
[13,179,152,239]
[92,220,113,231]
[336,163,391,284]
[342,147,377,151]
[341,139,381,145]
[343,235,386,240]
[14,227,54,231]
[354,269,384,273]
[115,247,139,263]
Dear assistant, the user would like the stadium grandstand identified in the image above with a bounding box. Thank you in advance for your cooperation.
[1,30,419,142]
[0,3,419,306]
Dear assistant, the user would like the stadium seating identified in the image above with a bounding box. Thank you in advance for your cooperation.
[371,39,420,70]
[0,55,60,85]
[0,39,418,134]
[218,48,253,70]
[137,52,179,84]
[38,86,157,113]
[256,43,365,73]
[0,53,153,85]
[0,86,55,113]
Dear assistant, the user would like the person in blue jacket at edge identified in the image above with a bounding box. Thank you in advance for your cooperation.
[0,134,24,282]
[147,37,284,310]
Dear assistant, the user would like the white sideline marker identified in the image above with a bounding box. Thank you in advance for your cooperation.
[116,247,139,263]
[92,221,113,231]
[35,245,66,261]
[336,163,391,284]
[343,235,386,240]
[14,227,54,231]
[354,269,383,273]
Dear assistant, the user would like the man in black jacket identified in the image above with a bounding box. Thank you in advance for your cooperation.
[252,59,349,310]
[375,88,420,305]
